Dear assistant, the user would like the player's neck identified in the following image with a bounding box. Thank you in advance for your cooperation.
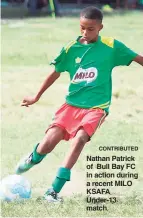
[79,35,99,44]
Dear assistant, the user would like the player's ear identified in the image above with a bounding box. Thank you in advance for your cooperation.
[99,24,103,31]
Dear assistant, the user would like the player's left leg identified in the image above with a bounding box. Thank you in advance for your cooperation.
[62,128,89,169]
[44,128,89,202]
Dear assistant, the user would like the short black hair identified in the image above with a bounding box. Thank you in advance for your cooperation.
[80,6,103,22]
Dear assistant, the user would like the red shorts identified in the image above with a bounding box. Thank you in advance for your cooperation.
[46,103,107,141]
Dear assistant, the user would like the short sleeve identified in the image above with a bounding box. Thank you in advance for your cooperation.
[113,40,138,67]
[50,47,68,73]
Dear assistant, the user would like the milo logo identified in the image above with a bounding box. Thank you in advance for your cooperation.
[72,67,98,84]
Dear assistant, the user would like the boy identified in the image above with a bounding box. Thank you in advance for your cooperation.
[15,6,143,202]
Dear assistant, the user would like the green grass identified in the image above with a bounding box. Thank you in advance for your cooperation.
[1,12,143,217]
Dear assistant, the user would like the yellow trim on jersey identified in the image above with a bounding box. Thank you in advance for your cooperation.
[92,105,109,109]
[65,40,76,53]
[101,36,114,48]
[99,105,109,109]
[71,81,78,84]
[91,101,110,109]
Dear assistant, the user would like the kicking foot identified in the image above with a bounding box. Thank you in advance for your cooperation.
[15,153,36,174]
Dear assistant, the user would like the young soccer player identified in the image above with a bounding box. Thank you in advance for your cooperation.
[15,6,143,202]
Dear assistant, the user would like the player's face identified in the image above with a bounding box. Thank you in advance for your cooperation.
[80,17,103,43]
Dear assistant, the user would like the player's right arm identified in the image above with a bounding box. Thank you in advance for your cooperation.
[21,41,73,107]
[21,70,60,107]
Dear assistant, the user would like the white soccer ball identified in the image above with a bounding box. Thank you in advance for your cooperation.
[0,174,31,202]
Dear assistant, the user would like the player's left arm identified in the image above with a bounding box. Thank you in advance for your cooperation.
[133,54,143,66]
[113,40,143,67]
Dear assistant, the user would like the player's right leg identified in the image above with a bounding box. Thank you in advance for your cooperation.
[15,126,65,174]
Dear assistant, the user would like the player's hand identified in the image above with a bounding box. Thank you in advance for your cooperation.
[21,96,39,107]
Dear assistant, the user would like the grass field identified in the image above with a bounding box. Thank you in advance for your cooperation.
[1,11,143,217]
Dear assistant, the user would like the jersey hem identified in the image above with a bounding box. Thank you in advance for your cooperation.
[66,100,109,113]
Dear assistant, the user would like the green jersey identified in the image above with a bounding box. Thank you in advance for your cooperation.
[51,36,137,113]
